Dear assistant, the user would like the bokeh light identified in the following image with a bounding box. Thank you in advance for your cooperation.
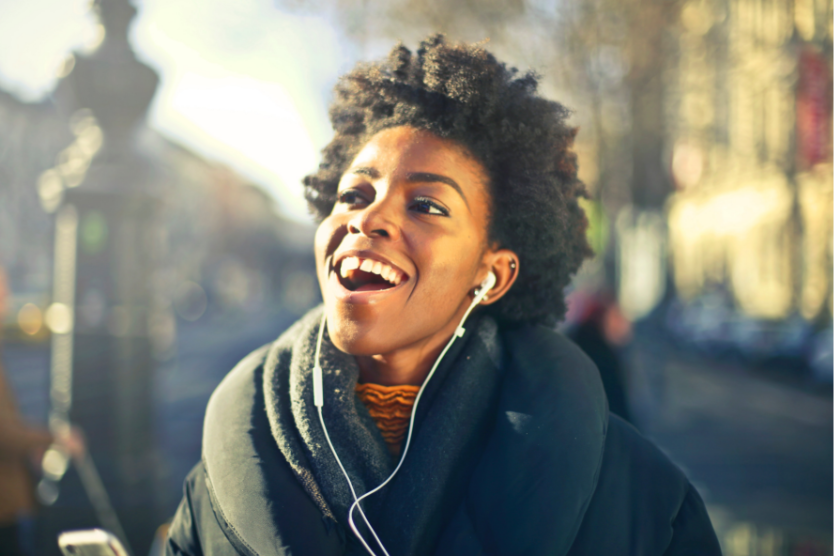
[17,302,44,335]
[45,302,73,334]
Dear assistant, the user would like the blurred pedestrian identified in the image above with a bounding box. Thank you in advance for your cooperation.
[566,291,634,423]
[0,266,52,556]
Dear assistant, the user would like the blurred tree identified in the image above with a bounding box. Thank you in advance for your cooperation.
[554,0,682,212]
[0,93,73,308]
[273,0,681,276]
[275,0,528,48]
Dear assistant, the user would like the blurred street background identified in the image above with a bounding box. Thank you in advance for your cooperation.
[0,0,830,555]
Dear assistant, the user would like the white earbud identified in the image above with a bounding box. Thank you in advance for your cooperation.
[483,271,497,291]
[475,271,497,303]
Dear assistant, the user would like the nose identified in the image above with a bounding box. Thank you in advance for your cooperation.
[347,196,401,241]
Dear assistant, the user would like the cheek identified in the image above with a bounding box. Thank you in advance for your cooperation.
[313,220,339,295]
[415,246,480,303]
[314,217,342,269]
[313,223,329,267]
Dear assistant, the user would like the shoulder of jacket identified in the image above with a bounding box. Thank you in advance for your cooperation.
[234,344,271,375]
[601,414,690,509]
[503,324,600,383]
[567,415,713,554]
[499,324,607,432]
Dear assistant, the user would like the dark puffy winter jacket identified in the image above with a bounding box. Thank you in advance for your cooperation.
[165,309,721,556]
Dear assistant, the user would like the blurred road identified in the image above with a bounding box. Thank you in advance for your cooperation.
[630,337,833,554]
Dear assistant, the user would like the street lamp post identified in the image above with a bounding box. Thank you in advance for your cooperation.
[39,1,162,554]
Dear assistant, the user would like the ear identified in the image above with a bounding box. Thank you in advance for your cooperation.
[473,248,520,306]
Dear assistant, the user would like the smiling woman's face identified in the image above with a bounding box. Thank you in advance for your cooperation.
[314,126,495,359]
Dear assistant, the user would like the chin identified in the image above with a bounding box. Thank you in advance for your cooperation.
[324,303,388,356]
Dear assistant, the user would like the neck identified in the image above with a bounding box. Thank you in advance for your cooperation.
[355,304,473,387]
[355,343,443,386]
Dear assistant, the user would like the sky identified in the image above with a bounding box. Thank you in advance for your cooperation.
[0,0,349,221]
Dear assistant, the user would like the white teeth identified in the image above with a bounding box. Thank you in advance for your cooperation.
[338,256,406,286]
[340,256,360,277]
[380,264,399,284]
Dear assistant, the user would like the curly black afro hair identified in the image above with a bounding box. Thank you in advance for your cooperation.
[304,35,592,325]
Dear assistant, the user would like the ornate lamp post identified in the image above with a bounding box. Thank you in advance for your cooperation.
[40,0,162,553]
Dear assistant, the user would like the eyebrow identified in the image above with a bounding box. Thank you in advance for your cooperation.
[351,167,378,178]
[348,167,471,210]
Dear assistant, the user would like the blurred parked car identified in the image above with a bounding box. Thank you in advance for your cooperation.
[665,293,827,381]
[808,327,833,384]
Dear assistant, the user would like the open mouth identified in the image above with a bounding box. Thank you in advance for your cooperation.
[334,256,407,292]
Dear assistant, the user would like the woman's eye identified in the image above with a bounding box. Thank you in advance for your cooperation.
[410,197,449,216]
[337,190,368,206]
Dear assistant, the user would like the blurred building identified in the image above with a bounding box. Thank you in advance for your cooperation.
[0,67,314,348]
[0,90,74,342]
[666,0,832,323]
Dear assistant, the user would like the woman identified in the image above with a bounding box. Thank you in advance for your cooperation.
[165,36,721,556]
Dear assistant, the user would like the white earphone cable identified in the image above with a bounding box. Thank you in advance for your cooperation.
[315,272,495,556]
[314,314,389,555]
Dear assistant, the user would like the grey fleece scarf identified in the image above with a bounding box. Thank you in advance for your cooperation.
[262,306,504,556]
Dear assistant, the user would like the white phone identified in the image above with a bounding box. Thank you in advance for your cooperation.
[58,529,130,556]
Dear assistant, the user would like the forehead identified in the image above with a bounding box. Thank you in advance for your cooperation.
[348,127,490,192]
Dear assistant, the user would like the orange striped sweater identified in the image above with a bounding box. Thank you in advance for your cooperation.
[355,382,421,457]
